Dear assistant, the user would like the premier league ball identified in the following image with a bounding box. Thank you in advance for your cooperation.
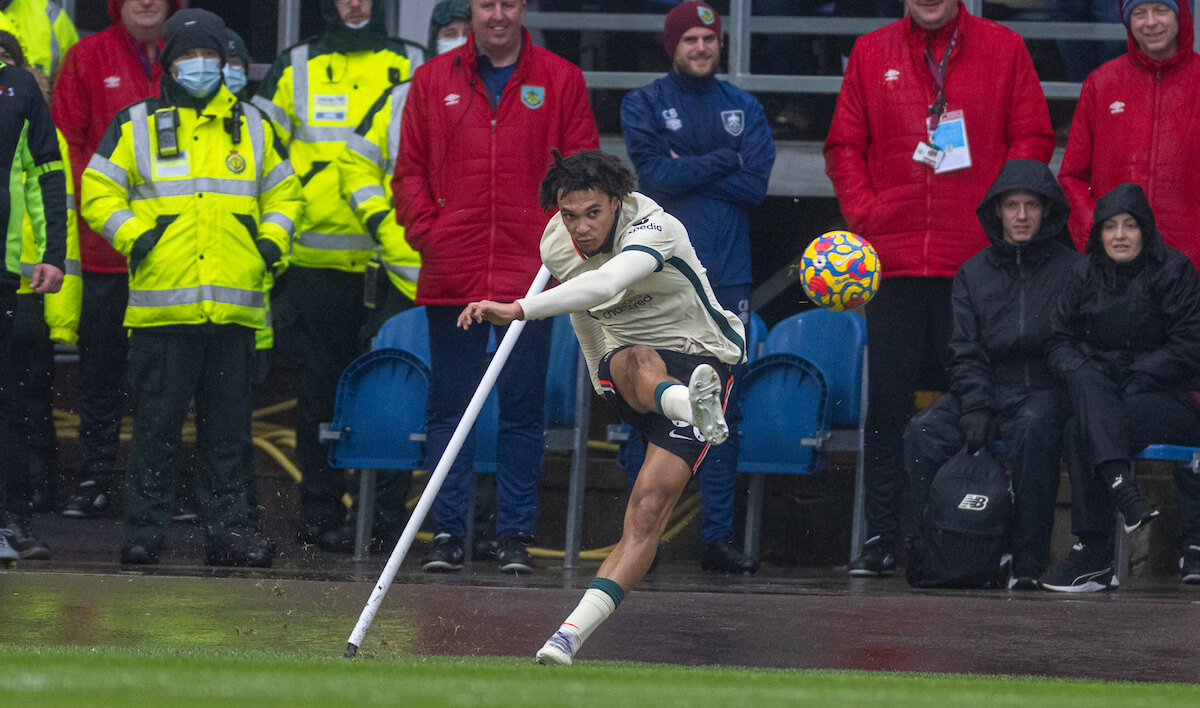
[799,231,880,311]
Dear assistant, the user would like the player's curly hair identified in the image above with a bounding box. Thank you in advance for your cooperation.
[539,149,636,210]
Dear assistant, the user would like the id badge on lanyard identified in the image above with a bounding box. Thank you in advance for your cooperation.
[912,28,970,173]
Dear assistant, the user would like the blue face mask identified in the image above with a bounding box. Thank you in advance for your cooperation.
[175,56,223,98]
[223,64,247,95]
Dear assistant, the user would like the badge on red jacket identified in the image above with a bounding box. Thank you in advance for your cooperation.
[521,85,545,110]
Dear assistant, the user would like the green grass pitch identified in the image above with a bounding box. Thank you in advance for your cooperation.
[2,645,1198,707]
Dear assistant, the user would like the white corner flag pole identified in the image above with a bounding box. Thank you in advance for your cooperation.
[344,265,553,658]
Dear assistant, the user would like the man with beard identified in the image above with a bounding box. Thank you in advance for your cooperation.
[619,1,774,574]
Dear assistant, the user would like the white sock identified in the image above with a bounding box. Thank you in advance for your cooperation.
[656,383,692,424]
[559,588,617,646]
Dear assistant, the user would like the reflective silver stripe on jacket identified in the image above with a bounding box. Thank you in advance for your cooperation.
[103,209,137,243]
[261,161,293,193]
[383,261,419,283]
[290,44,309,132]
[262,211,296,238]
[25,257,83,277]
[346,132,383,169]
[131,178,259,201]
[87,153,129,191]
[348,185,385,214]
[251,95,289,132]
[244,104,266,184]
[130,103,153,181]
[296,231,375,251]
[294,124,353,144]
[47,2,61,77]
[128,284,265,309]
[386,82,409,174]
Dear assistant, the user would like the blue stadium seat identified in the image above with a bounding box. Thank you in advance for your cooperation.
[324,348,429,472]
[739,309,869,562]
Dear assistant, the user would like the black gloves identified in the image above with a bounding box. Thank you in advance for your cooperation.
[959,409,995,454]
[256,239,282,273]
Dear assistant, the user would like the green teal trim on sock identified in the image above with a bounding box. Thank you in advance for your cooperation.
[589,577,624,609]
[653,381,674,418]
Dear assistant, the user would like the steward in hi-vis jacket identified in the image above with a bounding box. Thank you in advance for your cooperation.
[252,0,413,551]
[81,9,302,568]
[0,54,66,564]
[0,0,78,81]
[338,80,419,307]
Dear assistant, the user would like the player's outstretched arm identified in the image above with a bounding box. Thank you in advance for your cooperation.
[458,300,526,329]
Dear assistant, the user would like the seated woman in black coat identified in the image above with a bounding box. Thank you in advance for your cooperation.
[1042,183,1200,592]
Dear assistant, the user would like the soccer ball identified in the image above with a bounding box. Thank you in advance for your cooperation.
[799,231,880,311]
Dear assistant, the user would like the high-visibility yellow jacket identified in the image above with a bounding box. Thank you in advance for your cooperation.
[1,0,78,82]
[253,38,410,273]
[19,127,79,343]
[337,82,419,301]
[81,85,303,331]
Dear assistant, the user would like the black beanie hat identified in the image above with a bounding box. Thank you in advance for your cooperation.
[161,9,227,68]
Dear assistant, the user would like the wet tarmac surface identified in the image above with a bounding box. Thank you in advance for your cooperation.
[4,530,1200,684]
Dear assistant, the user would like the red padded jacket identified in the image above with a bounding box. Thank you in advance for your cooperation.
[1059,0,1200,271]
[824,3,1054,279]
[50,0,179,273]
[393,28,598,305]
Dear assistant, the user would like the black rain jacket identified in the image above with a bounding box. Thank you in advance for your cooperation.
[950,159,1081,414]
[1048,182,1200,392]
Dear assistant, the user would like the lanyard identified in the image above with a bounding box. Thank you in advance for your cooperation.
[925,27,958,132]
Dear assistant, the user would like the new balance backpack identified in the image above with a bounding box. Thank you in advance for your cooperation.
[906,446,1013,589]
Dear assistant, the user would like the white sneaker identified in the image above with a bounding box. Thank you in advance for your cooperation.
[535,628,580,666]
[688,364,728,445]
[0,529,18,565]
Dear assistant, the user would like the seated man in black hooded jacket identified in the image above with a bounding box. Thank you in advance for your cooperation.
[904,158,1081,589]
[1041,182,1200,592]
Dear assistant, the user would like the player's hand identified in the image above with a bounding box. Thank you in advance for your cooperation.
[457,300,524,329]
[30,263,64,294]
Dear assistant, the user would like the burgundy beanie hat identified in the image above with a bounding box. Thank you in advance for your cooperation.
[664,1,722,57]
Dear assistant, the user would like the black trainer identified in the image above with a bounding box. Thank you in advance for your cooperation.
[496,533,535,574]
[317,525,356,554]
[62,480,109,518]
[120,544,160,565]
[8,516,49,560]
[206,534,274,568]
[1040,542,1115,592]
[848,535,895,577]
[1009,554,1041,590]
[422,532,465,572]
[700,538,759,574]
[1110,476,1159,533]
[1180,545,1200,585]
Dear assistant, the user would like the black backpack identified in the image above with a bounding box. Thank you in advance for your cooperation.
[906,446,1013,589]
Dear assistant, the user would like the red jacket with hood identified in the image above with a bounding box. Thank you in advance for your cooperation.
[823,3,1054,279]
[393,28,598,305]
[1059,0,1200,272]
[50,0,180,273]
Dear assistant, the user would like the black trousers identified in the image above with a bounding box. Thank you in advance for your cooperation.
[863,276,954,539]
[7,293,57,515]
[1064,366,1200,548]
[76,272,129,485]
[280,266,413,533]
[0,280,16,521]
[124,326,256,552]
[904,386,1064,575]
